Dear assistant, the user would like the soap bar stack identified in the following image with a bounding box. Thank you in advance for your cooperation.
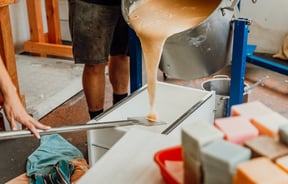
[180,101,288,184]
[181,122,224,184]
[230,101,288,183]
[201,140,251,184]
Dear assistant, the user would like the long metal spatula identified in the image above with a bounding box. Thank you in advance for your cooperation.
[0,117,166,140]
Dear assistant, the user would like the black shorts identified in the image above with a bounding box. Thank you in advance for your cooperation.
[69,0,129,64]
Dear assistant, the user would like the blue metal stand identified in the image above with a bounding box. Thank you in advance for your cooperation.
[228,18,288,115]
[229,19,249,114]
[128,18,288,113]
[128,28,143,93]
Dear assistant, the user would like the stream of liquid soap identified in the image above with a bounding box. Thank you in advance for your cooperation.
[129,0,220,121]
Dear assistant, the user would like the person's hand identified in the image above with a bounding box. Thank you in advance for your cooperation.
[2,92,50,139]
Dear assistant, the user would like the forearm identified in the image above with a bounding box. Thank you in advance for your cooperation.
[0,58,17,100]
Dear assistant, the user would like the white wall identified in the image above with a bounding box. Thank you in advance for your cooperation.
[239,0,288,53]
[9,0,31,53]
[9,0,288,54]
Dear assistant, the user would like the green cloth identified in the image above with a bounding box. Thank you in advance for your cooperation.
[26,134,84,184]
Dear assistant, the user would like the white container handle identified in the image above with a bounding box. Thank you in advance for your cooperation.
[212,75,230,79]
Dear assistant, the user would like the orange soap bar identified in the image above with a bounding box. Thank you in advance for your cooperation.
[276,155,288,173]
[234,157,288,184]
[231,101,274,120]
[214,116,259,145]
[250,112,288,138]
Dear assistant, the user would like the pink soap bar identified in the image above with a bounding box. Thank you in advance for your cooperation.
[214,116,259,145]
[234,157,288,184]
[165,160,184,184]
[231,101,274,120]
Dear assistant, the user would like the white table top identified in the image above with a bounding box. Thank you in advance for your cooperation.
[78,129,180,184]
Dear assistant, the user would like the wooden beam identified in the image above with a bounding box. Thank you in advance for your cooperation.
[0,6,19,91]
[45,0,62,44]
[25,0,46,56]
[0,4,25,108]
[24,41,73,58]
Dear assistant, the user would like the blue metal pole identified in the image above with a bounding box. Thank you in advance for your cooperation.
[246,55,288,75]
[128,28,143,93]
[228,19,249,115]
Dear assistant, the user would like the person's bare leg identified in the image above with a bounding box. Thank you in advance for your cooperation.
[108,55,130,104]
[82,63,106,118]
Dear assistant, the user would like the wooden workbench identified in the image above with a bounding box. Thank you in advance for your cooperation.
[24,0,72,58]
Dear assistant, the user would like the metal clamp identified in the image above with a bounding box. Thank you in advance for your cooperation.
[221,0,240,16]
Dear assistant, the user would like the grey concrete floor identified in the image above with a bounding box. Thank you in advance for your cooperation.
[16,54,83,120]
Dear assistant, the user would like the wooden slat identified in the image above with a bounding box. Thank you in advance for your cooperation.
[45,0,62,44]
[0,6,19,91]
[25,0,46,56]
[24,41,73,58]
[0,4,25,110]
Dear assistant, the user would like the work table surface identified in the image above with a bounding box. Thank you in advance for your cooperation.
[78,129,180,184]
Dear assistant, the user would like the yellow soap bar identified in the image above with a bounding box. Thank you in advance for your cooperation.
[276,155,288,173]
[234,157,288,184]
[231,101,274,120]
[251,112,288,139]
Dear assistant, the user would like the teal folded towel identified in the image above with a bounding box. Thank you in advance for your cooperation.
[26,134,84,184]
